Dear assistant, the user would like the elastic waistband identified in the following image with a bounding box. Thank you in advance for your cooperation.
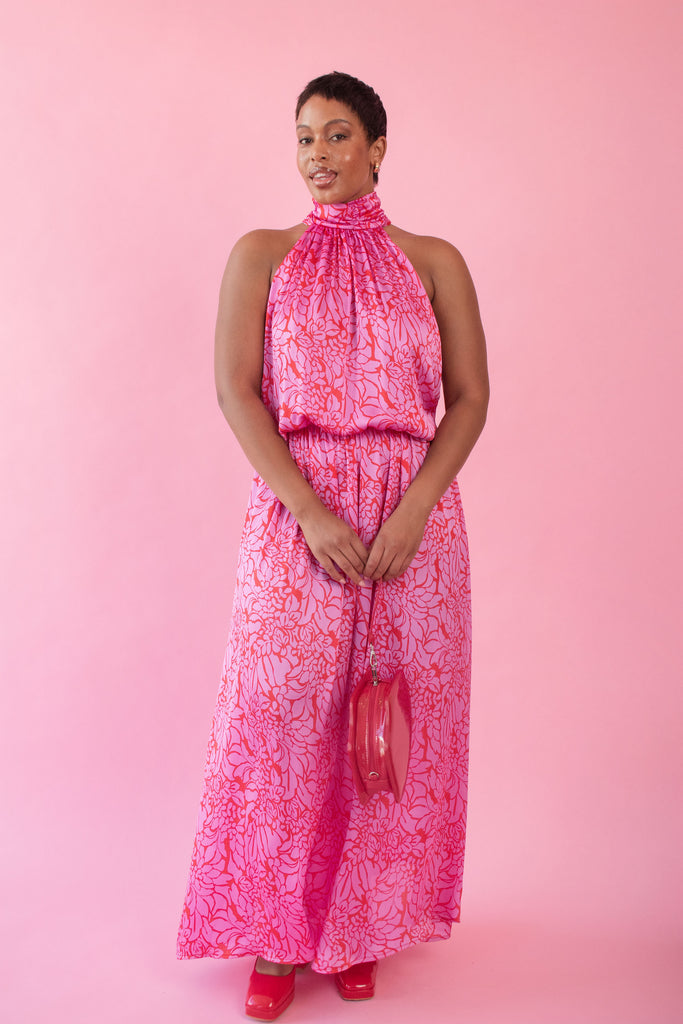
[285,425,430,453]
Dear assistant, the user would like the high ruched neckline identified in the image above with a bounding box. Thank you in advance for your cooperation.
[304,190,391,230]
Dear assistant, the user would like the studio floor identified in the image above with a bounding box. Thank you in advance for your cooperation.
[6,841,681,1024]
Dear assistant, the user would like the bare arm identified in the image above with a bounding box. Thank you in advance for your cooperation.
[214,231,369,584]
[364,241,489,580]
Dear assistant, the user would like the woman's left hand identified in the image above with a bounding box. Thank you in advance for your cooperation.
[363,501,429,581]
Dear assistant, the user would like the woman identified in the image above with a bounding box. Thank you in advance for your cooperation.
[177,71,489,1020]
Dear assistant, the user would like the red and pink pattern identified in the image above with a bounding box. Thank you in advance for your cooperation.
[177,191,471,973]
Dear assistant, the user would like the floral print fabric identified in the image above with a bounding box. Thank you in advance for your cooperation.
[263,190,441,440]
[177,191,471,973]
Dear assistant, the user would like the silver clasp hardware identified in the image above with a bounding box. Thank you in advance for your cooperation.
[369,642,379,686]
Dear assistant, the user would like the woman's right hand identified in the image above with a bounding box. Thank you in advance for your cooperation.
[297,504,369,585]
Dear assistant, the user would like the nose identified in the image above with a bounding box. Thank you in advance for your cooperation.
[311,137,330,162]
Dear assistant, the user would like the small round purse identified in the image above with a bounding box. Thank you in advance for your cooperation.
[347,583,412,804]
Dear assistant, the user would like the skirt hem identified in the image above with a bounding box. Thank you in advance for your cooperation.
[175,915,459,974]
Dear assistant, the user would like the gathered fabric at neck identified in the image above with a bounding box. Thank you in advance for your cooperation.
[304,190,391,231]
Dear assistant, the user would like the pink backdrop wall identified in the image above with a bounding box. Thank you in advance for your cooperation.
[2,2,681,1021]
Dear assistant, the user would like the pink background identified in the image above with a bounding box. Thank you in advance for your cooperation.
[2,1,682,1021]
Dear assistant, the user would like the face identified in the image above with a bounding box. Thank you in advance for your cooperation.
[296,95,386,204]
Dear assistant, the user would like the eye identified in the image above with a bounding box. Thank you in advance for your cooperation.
[297,136,312,145]
[330,133,347,141]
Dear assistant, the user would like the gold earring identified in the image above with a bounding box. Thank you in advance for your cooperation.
[374,164,380,172]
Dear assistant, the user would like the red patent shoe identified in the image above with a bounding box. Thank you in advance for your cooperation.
[334,960,378,1000]
[245,962,296,1021]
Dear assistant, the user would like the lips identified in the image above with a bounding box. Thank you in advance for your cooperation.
[309,167,337,186]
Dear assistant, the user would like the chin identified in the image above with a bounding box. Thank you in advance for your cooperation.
[309,182,369,205]
[308,183,343,202]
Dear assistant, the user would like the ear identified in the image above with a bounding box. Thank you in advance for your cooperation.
[370,136,387,167]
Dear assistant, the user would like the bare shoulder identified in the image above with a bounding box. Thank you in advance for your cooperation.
[387,225,470,274]
[385,225,473,302]
[216,224,310,333]
[227,224,308,283]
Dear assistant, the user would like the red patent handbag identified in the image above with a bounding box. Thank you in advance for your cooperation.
[348,583,412,805]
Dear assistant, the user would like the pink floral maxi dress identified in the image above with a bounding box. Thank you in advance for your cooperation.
[177,191,471,973]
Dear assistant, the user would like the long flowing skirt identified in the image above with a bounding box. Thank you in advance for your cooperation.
[177,426,471,973]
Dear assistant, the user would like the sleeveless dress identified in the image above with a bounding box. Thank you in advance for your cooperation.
[176,190,471,974]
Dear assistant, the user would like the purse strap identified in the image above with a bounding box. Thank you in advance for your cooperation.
[365,579,381,686]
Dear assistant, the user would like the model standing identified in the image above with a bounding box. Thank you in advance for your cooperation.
[177,71,489,1020]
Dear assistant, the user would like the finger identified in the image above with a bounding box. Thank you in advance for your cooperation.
[367,547,393,581]
[343,538,369,576]
[384,549,415,580]
[349,535,370,568]
[377,547,398,578]
[333,549,365,585]
[318,556,345,583]
[363,542,383,579]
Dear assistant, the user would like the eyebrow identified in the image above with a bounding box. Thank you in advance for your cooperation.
[296,118,353,131]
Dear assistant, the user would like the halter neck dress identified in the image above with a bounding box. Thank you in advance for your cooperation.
[177,191,471,974]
